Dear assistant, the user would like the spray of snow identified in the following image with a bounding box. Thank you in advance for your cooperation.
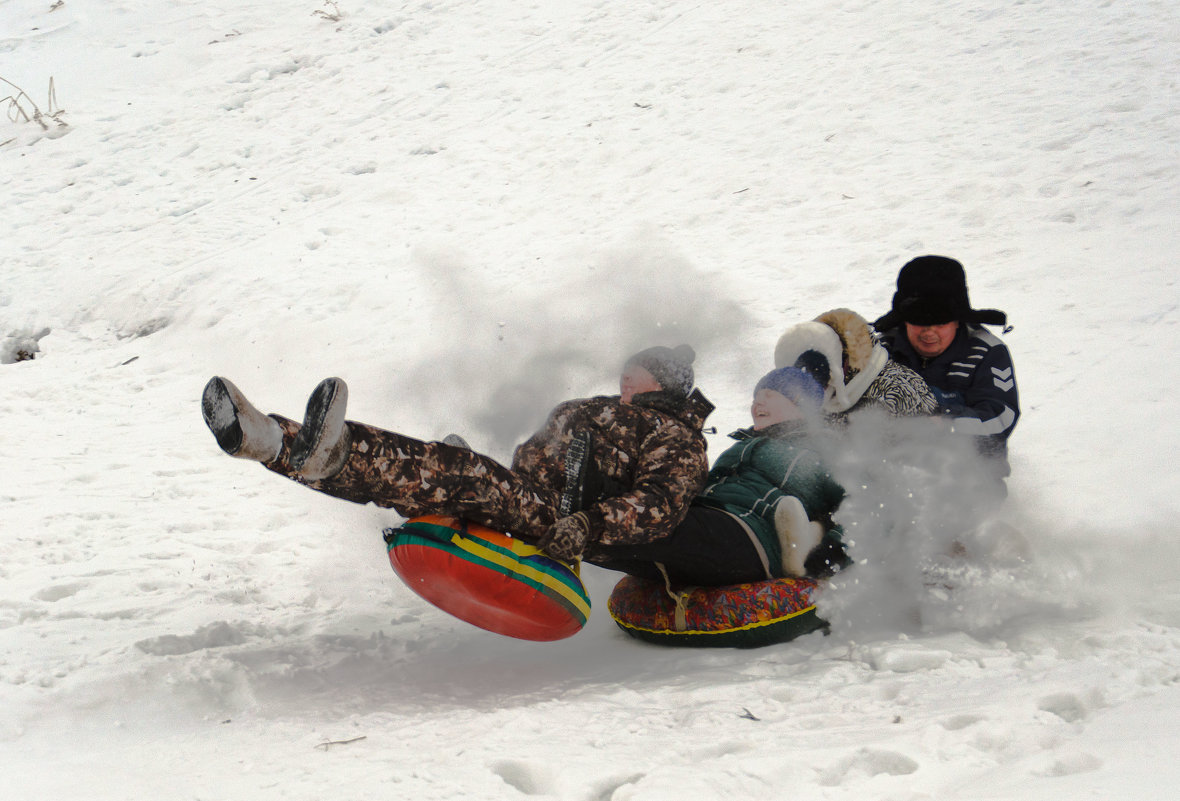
[815,412,1082,639]
[390,231,755,456]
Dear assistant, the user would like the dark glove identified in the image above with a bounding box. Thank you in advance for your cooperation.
[538,512,590,562]
[928,385,966,415]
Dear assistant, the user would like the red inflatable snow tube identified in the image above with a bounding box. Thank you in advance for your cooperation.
[384,515,592,642]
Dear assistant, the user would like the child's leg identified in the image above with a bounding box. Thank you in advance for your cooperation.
[202,376,559,539]
[586,506,771,586]
[267,418,559,541]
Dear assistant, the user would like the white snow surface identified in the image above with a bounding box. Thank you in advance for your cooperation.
[3,0,1179,798]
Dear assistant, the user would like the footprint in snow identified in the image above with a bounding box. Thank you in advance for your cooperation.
[1031,750,1102,777]
[589,772,646,800]
[32,582,86,602]
[819,747,919,786]
[867,645,952,673]
[491,759,556,796]
[941,713,985,731]
[1037,691,1095,723]
[135,620,250,656]
[687,739,751,760]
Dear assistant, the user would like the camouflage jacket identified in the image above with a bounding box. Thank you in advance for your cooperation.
[511,389,714,548]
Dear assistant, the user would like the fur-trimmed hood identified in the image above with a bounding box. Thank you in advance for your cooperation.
[773,308,889,414]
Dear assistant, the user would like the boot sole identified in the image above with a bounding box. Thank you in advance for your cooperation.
[290,378,346,472]
[202,377,244,455]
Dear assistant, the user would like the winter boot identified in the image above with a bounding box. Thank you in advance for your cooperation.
[202,377,283,463]
[289,377,352,481]
[773,496,825,577]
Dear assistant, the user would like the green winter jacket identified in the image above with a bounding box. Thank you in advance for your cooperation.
[695,421,845,576]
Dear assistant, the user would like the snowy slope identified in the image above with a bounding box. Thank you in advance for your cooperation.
[3,1,1179,799]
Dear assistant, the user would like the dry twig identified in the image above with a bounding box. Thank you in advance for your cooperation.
[312,1,343,22]
[2,75,67,133]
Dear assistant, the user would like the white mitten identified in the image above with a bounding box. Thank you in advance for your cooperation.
[774,496,825,577]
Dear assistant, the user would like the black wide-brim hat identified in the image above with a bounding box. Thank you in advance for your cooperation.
[873,255,1007,331]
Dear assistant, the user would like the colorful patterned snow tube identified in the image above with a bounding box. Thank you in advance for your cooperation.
[384,515,591,642]
[608,574,827,648]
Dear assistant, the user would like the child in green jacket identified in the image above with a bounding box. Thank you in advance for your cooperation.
[586,367,849,585]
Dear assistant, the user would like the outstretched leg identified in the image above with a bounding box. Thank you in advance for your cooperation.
[201,376,559,540]
[586,506,771,585]
[278,421,560,541]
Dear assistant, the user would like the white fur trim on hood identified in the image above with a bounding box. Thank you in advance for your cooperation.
[830,344,888,412]
[773,322,845,409]
[774,310,891,414]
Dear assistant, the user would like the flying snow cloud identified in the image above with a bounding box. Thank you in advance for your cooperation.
[394,230,755,455]
[814,412,1066,639]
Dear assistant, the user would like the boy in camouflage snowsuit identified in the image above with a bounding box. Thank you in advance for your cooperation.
[202,345,713,562]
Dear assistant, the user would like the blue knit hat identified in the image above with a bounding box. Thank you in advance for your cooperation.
[754,366,824,410]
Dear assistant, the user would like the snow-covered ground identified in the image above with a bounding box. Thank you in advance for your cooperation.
[3,1,1178,798]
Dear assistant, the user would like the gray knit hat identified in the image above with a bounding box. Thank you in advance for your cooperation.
[625,344,696,398]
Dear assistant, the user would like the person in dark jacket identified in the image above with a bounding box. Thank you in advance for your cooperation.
[588,366,848,586]
[201,345,714,562]
[873,256,1019,470]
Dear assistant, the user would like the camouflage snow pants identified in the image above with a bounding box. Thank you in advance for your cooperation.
[265,417,561,541]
